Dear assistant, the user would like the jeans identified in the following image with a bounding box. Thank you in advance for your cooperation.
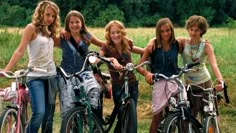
[26,79,56,133]
[112,80,139,133]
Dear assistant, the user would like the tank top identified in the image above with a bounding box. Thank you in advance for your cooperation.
[150,41,179,77]
[60,33,91,74]
[181,39,211,84]
[27,32,56,77]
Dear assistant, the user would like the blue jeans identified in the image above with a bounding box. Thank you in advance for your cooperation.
[112,80,139,133]
[26,79,56,133]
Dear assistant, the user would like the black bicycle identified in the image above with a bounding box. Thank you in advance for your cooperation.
[153,62,203,133]
[89,52,150,133]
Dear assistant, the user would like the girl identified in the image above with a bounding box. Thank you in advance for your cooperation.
[3,1,61,132]
[179,15,223,117]
[138,18,182,133]
[99,20,143,133]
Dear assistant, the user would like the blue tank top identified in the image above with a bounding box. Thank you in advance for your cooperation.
[60,33,91,74]
[150,41,179,77]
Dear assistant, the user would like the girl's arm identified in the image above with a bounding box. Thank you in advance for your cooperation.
[99,50,123,69]
[137,39,155,84]
[91,34,105,47]
[132,46,144,55]
[205,42,223,90]
[4,24,35,71]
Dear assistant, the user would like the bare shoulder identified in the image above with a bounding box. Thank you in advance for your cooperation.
[204,40,214,54]
[146,38,155,51]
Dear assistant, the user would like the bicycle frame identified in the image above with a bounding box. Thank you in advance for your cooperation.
[98,61,150,132]
[189,84,221,132]
[153,62,203,132]
[0,67,47,133]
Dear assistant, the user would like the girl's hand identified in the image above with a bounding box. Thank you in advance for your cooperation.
[145,71,154,85]
[215,80,224,92]
[60,30,71,40]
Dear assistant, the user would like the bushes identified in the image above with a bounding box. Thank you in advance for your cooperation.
[0,2,28,27]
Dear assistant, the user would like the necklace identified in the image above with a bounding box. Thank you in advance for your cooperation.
[190,44,200,62]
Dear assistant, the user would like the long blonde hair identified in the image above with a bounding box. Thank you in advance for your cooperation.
[32,0,61,37]
[105,20,130,54]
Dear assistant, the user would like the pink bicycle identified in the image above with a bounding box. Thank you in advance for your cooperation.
[0,67,46,133]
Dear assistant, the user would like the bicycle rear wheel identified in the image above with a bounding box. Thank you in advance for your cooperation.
[0,107,23,133]
[203,116,220,133]
[61,106,103,133]
[121,98,137,133]
[163,112,201,133]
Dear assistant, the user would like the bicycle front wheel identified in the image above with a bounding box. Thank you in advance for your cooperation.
[203,116,220,133]
[0,107,23,133]
[61,106,103,133]
[163,112,201,133]
[121,98,137,133]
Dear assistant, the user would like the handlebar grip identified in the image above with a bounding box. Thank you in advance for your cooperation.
[186,61,200,69]
[223,82,230,103]
[98,56,114,66]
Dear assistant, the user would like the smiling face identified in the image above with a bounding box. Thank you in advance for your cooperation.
[110,25,122,45]
[43,7,56,26]
[160,23,172,42]
[68,15,82,34]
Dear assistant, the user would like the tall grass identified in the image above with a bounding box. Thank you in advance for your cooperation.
[0,27,236,132]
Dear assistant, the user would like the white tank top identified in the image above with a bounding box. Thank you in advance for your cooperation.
[27,32,56,77]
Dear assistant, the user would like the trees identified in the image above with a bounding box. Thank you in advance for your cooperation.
[0,0,235,27]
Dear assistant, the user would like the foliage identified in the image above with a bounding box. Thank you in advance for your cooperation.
[92,4,125,27]
[1,0,236,27]
[226,17,236,29]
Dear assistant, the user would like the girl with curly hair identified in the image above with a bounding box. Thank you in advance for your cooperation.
[3,1,61,132]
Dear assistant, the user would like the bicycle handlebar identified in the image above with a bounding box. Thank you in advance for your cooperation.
[153,61,200,81]
[59,51,112,79]
[0,67,47,79]
[222,82,230,103]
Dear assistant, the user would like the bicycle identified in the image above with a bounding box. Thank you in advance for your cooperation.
[153,62,203,133]
[0,67,47,133]
[59,51,150,133]
[58,51,105,133]
[92,55,150,133]
[188,80,229,133]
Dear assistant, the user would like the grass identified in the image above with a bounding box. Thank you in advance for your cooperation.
[0,27,236,132]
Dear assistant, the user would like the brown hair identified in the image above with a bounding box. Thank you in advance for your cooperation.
[64,10,91,45]
[185,15,208,37]
[32,0,61,37]
[105,20,130,53]
[155,18,176,48]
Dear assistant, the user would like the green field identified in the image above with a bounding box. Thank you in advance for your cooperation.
[0,27,236,133]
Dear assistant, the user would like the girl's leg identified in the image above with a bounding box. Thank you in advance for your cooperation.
[26,79,46,133]
[41,79,56,133]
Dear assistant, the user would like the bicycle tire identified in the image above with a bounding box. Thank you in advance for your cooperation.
[0,107,23,133]
[61,106,103,133]
[20,102,28,132]
[203,116,220,133]
[121,98,137,133]
[163,112,201,133]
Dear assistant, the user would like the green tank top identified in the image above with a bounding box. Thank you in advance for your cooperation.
[181,39,211,84]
